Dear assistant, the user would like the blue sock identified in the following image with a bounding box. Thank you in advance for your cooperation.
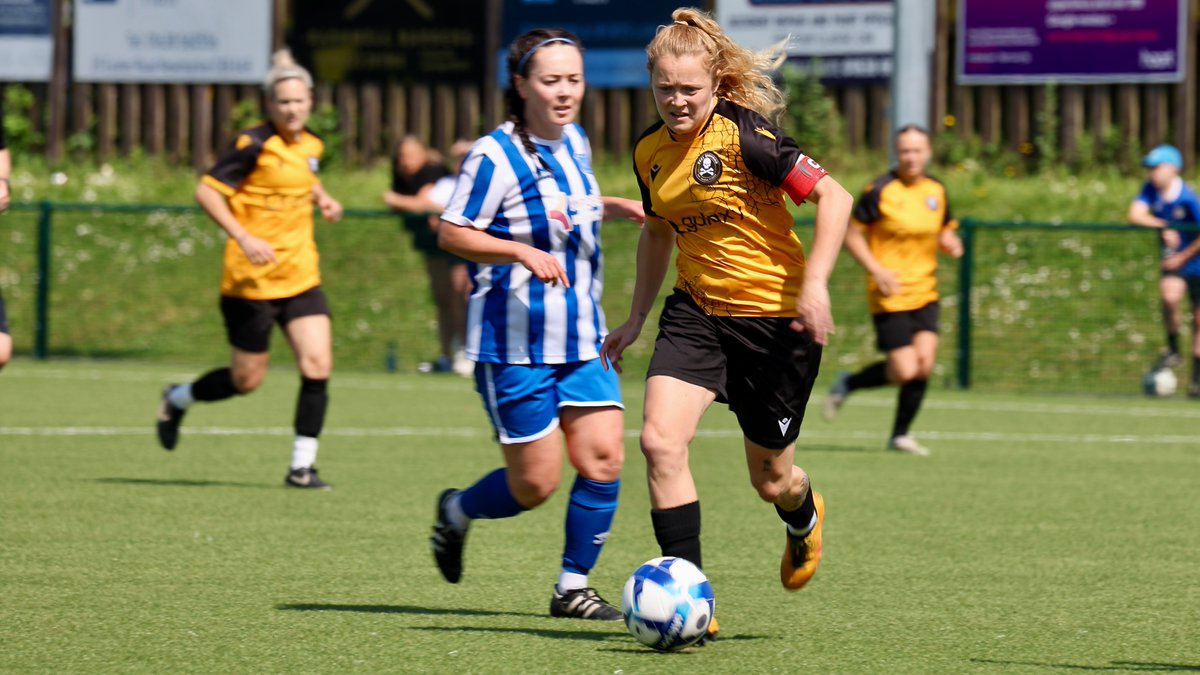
[458,468,528,520]
[562,476,620,575]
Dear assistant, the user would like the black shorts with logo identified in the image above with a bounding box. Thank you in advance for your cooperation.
[872,301,939,352]
[220,286,330,353]
[647,289,822,450]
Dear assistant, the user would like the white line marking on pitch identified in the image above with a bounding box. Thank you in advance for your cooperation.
[2,426,1199,445]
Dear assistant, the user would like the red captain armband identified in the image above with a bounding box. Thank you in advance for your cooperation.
[782,154,829,205]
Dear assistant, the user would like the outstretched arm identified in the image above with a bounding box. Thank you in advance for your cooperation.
[601,196,645,224]
[791,176,853,344]
[599,216,674,373]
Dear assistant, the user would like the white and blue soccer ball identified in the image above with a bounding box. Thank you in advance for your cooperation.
[621,556,715,651]
[1143,367,1177,397]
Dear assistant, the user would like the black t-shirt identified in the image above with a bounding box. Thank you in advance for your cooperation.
[392,162,449,196]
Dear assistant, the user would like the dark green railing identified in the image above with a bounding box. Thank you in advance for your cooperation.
[8,200,400,360]
[3,202,1180,392]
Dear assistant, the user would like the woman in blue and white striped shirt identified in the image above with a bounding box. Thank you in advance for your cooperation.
[429,28,644,621]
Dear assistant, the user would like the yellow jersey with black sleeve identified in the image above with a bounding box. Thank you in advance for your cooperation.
[851,172,958,315]
[201,122,324,300]
[633,99,828,317]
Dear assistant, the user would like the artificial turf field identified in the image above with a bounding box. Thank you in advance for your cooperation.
[1,360,1197,673]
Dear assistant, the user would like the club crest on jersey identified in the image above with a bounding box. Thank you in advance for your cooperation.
[1175,205,1188,220]
[308,156,320,173]
[926,196,939,211]
[693,151,723,185]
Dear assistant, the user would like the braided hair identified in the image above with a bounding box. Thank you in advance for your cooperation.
[505,29,584,173]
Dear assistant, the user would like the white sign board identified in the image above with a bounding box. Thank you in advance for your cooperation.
[73,0,271,83]
[718,0,893,56]
[0,0,53,81]
[716,0,894,79]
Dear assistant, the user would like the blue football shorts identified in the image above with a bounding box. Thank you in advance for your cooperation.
[474,358,623,445]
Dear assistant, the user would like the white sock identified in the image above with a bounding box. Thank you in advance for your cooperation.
[787,511,818,538]
[446,492,471,532]
[291,435,318,470]
[167,383,194,409]
[557,572,589,594]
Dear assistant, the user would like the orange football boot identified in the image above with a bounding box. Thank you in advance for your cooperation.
[781,490,824,590]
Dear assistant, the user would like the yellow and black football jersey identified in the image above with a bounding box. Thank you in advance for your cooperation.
[202,123,324,300]
[633,99,827,317]
[851,172,957,314]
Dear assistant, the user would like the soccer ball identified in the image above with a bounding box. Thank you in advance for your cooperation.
[621,556,715,651]
[1142,367,1177,397]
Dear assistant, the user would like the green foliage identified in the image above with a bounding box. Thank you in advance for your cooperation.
[229,97,263,135]
[306,103,344,168]
[2,84,45,154]
[780,64,844,160]
[3,362,1199,671]
[1033,82,1060,170]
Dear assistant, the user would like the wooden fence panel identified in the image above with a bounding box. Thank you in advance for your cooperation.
[1116,84,1141,165]
[70,83,93,152]
[407,85,432,149]
[360,83,382,165]
[97,84,118,161]
[1088,85,1112,153]
[1061,86,1084,163]
[17,26,1200,174]
[214,85,234,151]
[432,84,455,154]
[167,84,188,163]
[144,84,165,155]
[951,83,974,140]
[120,84,141,156]
[841,87,866,152]
[456,84,481,141]
[191,85,212,171]
[336,83,359,166]
[1003,86,1029,151]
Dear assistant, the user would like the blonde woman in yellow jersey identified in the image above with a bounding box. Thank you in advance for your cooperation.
[600,8,853,641]
[156,50,344,489]
[822,125,962,456]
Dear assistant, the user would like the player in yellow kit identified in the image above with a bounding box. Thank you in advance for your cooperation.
[155,50,344,488]
[823,125,962,456]
[601,7,853,642]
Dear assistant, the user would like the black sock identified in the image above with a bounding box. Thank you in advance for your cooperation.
[775,487,816,534]
[847,361,888,392]
[1192,357,1200,385]
[651,501,702,571]
[191,368,238,402]
[294,377,329,438]
[892,379,928,438]
[1168,332,1180,355]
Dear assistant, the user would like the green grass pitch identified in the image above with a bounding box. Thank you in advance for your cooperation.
[2,360,1198,673]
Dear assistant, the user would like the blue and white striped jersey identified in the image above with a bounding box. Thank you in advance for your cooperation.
[441,121,608,365]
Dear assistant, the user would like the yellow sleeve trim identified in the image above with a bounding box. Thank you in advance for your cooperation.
[202,174,237,197]
[944,218,960,231]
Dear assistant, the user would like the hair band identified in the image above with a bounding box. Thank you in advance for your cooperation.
[675,20,689,26]
[516,37,577,75]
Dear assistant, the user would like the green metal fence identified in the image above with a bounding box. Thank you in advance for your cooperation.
[0,202,1174,393]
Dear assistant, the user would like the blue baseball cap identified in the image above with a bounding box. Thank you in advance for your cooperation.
[1143,144,1183,169]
